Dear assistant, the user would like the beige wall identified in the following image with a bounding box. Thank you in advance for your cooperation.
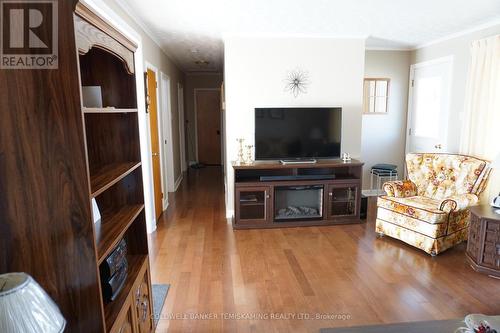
[362,50,411,190]
[103,0,186,184]
[410,24,500,153]
[184,73,223,162]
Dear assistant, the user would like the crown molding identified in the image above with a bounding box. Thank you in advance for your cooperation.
[415,19,500,50]
[113,0,186,72]
[222,33,369,40]
[365,46,413,51]
[185,72,223,76]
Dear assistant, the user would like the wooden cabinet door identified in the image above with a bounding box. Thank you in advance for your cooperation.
[133,269,153,333]
[480,220,500,269]
[109,298,134,333]
[325,182,360,220]
[466,214,482,262]
[235,186,272,225]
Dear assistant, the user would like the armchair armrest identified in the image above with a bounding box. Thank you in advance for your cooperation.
[439,194,479,213]
[382,180,418,198]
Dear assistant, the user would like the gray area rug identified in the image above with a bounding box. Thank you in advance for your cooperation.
[152,284,170,327]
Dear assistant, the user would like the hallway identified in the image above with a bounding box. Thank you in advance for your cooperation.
[148,167,500,333]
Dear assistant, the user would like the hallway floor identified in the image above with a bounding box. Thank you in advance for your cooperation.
[149,167,499,333]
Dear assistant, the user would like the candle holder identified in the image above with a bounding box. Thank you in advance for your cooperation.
[236,138,245,164]
[245,145,254,164]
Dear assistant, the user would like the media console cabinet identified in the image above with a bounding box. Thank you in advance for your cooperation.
[233,159,364,229]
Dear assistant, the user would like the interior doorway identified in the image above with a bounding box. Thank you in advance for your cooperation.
[159,73,176,194]
[406,56,453,154]
[195,89,222,165]
[178,84,187,172]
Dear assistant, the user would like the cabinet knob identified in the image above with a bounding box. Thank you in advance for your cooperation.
[135,286,141,305]
[141,300,149,322]
[329,192,333,196]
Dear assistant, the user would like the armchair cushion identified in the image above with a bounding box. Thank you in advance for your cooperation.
[406,153,490,200]
[378,196,448,224]
[383,180,418,198]
[438,193,479,213]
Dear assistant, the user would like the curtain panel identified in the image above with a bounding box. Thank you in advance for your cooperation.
[460,34,500,199]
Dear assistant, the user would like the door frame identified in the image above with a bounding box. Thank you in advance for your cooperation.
[405,56,454,156]
[177,83,187,172]
[193,88,222,163]
[159,72,176,194]
[145,62,169,214]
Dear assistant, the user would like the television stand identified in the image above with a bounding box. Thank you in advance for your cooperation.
[233,159,364,229]
[280,159,317,165]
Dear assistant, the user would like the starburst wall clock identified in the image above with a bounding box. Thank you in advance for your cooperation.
[284,68,309,97]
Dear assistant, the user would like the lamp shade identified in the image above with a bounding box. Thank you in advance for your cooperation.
[0,273,66,333]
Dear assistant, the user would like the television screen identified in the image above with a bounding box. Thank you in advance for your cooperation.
[255,107,342,160]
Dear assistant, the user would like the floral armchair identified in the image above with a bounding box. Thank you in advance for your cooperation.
[376,153,491,256]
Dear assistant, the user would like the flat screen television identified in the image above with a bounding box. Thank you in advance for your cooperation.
[255,107,342,160]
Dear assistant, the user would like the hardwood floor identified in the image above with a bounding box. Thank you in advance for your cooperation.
[149,167,500,333]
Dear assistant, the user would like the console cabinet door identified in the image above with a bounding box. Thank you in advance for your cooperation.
[133,268,153,333]
[235,186,272,224]
[326,183,360,219]
[109,298,135,333]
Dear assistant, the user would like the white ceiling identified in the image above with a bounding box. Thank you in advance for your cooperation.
[116,0,500,72]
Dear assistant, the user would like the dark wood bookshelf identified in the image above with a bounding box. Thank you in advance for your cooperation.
[74,2,153,332]
[95,204,145,263]
[104,254,148,330]
[83,107,138,114]
[90,162,142,197]
[1,2,153,332]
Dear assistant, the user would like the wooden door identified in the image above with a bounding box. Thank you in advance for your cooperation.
[196,90,221,165]
[146,69,163,219]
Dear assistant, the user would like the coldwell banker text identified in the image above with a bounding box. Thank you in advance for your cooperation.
[1,0,58,69]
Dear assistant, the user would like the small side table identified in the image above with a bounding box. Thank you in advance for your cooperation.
[466,205,500,279]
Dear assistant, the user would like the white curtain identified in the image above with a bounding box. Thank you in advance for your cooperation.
[460,34,500,199]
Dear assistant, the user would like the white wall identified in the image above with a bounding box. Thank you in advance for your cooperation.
[411,24,500,153]
[224,37,365,217]
[361,50,411,190]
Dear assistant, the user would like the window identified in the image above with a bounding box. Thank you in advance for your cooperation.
[363,78,389,114]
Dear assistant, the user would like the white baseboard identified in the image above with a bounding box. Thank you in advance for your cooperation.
[162,199,169,211]
[226,209,234,220]
[147,218,157,234]
[174,174,183,191]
